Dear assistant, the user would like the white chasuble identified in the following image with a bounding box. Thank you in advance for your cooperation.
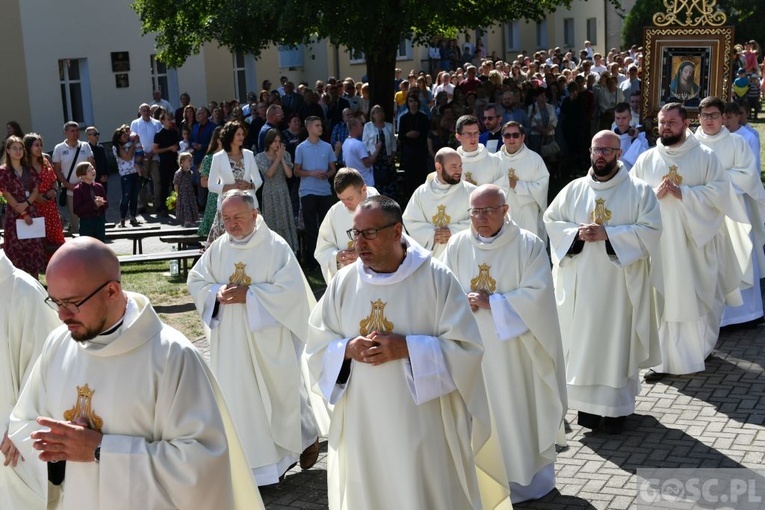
[632,133,740,374]
[495,144,550,239]
[315,187,379,284]
[458,144,510,195]
[8,293,264,510]
[307,236,512,510]
[403,176,475,258]
[442,221,566,500]
[0,252,61,510]
[188,217,322,485]
[695,127,765,326]
[545,165,662,414]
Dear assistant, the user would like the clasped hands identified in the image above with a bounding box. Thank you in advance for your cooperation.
[2,417,102,466]
[344,332,409,366]
[577,223,608,242]
[217,284,248,304]
[434,226,451,245]
[467,290,491,312]
[655,178,682,200]
[336,248,358,268]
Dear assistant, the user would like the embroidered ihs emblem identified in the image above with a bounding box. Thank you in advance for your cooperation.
[359,299,394,336]
[229,262,252,286]
[662,165,683,185]
[463,172,477,185]
[432,204,451,227]
[589,198,612,225]
[63,384,103,432]
[470,263,496,294]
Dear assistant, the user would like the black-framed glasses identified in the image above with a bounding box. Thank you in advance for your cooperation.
[346,222,398,240]
[699,112,721,120]
[503,132,522,139]
[468,205,505,217]
[589,147,620,156]
[45,280,119,314]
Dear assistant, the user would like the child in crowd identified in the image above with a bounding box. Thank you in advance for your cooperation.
[173,152,198,227]
[72,162,107,241]
[179,126,193,154]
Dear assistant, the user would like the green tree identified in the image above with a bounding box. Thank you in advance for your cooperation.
[623,0,765,49]
[132,0,578,121]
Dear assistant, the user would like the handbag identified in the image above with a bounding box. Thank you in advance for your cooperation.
[58,143,81,206]
[541,136,560,158]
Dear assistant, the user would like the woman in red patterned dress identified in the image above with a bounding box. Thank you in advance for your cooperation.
[0,136,46,279]
[24,133,65,256]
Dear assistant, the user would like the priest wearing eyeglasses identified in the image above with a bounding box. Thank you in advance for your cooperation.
[307,194,512,510]
[544,130,662,434]
[495,121,550,240]
[5,237,264,509]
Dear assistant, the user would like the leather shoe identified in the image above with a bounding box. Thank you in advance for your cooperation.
[643,369,667,383]
[601,416,626,434]
[300,438,320,470]
[577,411,602,429]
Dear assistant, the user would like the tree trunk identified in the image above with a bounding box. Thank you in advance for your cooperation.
[365,48,399,124]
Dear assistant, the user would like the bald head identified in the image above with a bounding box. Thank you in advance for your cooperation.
[470,184,506,207]
[592,130,620,148]
[590,130,622,179]
[48,237,120,284]
[469,184,508,237]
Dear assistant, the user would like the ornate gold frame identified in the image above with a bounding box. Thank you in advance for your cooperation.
[642,26,734,123]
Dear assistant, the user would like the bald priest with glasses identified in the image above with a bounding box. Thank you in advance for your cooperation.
[544,130,662,434]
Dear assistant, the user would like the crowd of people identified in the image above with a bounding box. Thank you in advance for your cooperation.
[0,37,764,509]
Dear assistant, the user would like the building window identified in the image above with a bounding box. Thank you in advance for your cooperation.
[563,18,575,48]
[349,48,365,64]
[536,20,548,49]
[587,18,597,45]
[278,45,304,68]
[507,21,521,51]
[233,52,247,102]
[150,54,169,98]
[58,58,92,125]
[350,37,411,64]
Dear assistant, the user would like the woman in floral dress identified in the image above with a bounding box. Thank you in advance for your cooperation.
[255,128,298,251]
[0,136,46,278]
[197,126,223,239]
[24,133,65,256]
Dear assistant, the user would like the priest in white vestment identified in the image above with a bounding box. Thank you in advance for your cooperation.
[188,190,322,486]
[613,102,649,171]
[5,238,263,510]
[725,102,762,173]
[307,195,512,510]
[632,103,741,380]
[0,252,60,509]
[545,131,662,432]
[456,115,509,194]
[315,168,378,284]
[443,184,566,503]
[694,97,765,327]
[403,147,475,258]
[494,121,549,240]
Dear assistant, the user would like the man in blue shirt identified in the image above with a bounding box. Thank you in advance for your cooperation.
[295,116,337,270]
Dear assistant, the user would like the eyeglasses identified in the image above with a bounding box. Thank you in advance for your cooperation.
[503,132,522,139]
[347,222,398,240]
[88,132,100,136]
[589,147,621,156]
[45,280,118,314]
[699,112,721,120]
[468,205,505,217]
[460,131,480,138]
[483,115,498,120]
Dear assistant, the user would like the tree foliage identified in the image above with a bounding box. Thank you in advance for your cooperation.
[623,0,765,48]
[132,0,582,120]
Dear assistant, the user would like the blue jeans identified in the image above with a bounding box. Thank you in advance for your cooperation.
[120,173,140,219]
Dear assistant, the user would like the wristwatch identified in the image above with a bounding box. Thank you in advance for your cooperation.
[94,441,102,463]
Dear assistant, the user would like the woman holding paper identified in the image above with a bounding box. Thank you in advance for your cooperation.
[0,136,46,279]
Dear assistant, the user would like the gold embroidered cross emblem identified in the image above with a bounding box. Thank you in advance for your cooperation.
[63,384,104,432]
[359,299,394,336]
[229,262,252,286]
[470,263,496,294]
[463,172,477,185]
[662,165,683,185]
[432,204,451,227]
[589,198,612,225]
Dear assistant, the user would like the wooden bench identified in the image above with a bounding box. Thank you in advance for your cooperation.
[159,234,205,251]
[118,249,202,276]
[105,226,198,254]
